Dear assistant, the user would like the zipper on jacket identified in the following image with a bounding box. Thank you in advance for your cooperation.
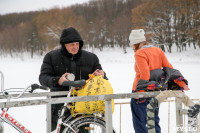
[80,69,82,79]
[70,55,76,79]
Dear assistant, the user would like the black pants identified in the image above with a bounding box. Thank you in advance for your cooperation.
[51,103,89,133]
[51,103,67,132]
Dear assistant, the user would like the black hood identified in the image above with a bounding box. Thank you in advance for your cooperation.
[60,27,84,58]
[60,27,84,49]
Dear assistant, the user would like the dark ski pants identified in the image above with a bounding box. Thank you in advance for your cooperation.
[51,103,89,133]
[130,98,161,133]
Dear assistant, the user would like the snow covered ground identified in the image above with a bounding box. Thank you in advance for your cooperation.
[0,46,200,133]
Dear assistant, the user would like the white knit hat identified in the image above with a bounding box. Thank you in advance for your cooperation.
[129,29,146,46]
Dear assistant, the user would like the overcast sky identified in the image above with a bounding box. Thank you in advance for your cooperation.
[0,0,90,15]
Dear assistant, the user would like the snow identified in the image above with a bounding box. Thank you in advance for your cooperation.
[0,46,200,133]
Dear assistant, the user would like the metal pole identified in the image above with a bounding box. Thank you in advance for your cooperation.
[0,71,4,133]
[175,98,183,133]
[198,113,200,132]
[120,104,122,133]
[183,104,185,133]
[46,96,51,133]
[0,120,4,133]
[105,100,113,133]
[0,71,4,92]
[168,101,170,133]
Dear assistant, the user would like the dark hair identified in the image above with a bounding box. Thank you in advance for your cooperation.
[134,43,140,52]
[142,41,149,46]
[134,41,149,52]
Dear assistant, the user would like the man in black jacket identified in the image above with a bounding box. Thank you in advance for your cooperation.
[39,27,106,132]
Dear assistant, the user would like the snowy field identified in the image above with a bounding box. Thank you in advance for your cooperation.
[0,46,200,133]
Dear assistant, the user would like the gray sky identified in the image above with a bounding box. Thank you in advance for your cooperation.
[0,0,90,15]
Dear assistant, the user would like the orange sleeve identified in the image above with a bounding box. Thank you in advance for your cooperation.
[161,50,173,68]
[174,80,186,88]
[135,51,150,80]
[132,72,140,91]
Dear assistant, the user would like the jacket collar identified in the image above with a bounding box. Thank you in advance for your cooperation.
[141,45,154,49]
[61,45,82,60]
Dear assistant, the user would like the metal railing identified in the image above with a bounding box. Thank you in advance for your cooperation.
[115,99,200,133]
[0,90,198,133]
[0,90,161,133]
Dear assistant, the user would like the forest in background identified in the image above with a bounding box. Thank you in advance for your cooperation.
[0,0,199,58]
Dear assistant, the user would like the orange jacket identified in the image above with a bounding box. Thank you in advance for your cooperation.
[132,47,173,91]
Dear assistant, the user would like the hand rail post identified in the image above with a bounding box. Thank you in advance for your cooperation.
[0,71,4,133]
[105,99,113,133]
[175,98,183,133]
[0,120,4,133]
[0,71,4,93]
[46,95,51,133]
[198,113,200,132]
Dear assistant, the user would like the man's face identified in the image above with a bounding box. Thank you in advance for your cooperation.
[65,42,80,55]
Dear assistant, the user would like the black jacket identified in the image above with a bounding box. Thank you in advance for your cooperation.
[39,27,107,91]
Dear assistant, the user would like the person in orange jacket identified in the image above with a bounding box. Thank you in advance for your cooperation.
[129,29,189,133]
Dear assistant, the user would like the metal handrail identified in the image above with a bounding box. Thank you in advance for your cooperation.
[0,71,4,92]
[0,91,160,133]
[0,90,198,133]
[114,99,200,133]
[0,91,160,108]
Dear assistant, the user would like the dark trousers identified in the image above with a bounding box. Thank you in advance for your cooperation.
[51,103,66,132]
[130,98,161,133]
[51,103,89,133]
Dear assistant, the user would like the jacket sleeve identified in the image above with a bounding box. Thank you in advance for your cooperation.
[161,50,173,68]
[132,71,140,91]
[92,54,108,79]
[174,80,186,88]
[39,53,60,87]
[135,52,150,80]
